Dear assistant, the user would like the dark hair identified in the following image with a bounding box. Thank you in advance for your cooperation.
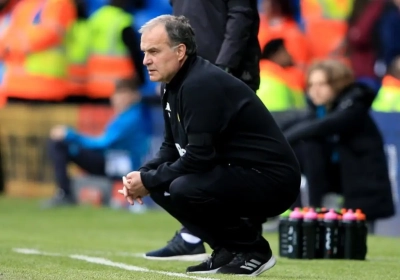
[262,38,285,59]
[110,0,130,9]
[139,15,197,56]
[114,78,140,93]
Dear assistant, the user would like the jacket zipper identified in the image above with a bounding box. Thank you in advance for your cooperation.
[177,91,185,133]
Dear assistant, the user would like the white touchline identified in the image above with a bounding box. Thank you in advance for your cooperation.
[13,248,217,280]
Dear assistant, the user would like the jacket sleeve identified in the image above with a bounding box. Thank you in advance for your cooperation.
[272,110,312,131]
[138,118,180,172]
[64,109,138,150]
[215,0,255,69]
[284,91,371,145]
[139,86,180,172]
[140,82,229,189]
[10,0,76,55]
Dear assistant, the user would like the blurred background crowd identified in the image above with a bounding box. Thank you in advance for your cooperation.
[0,0,399,235]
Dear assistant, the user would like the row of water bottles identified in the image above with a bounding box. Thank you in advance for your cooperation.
[279,207,368,260]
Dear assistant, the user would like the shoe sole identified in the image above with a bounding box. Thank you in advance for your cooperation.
[244,255,277,277]
[143,253,209,262]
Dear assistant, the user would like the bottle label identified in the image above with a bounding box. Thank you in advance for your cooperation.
[325,227,331,250]
[325,227,339,256]
[288,226,294,254]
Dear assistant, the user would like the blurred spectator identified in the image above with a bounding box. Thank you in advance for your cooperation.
[44,78,151,208]
[65,0,90,100]
[301,0,353,63]
[259,0,309,70]
[373,56,400,112]
[0,0,76,103]
[282,60,394,223]
[378,0,400,72]
[171,0,261,91]
[257,38,305,112]
[347,0,386,92]
[86,0,145,102]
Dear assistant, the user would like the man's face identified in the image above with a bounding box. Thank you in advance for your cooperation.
[307,69,336,106]
[141,24,184,83]
[276,47,293,67]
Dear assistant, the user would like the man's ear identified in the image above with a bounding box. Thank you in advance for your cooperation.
[176,44,187,61]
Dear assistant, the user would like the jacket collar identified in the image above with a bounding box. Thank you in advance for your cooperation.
[166,55,197,90]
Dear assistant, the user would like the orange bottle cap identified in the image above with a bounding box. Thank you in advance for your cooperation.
[355,209,366,220]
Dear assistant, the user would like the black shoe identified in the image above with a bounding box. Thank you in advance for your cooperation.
[217,251,276,276]
[144,232,208,261]
[186,248,235,274]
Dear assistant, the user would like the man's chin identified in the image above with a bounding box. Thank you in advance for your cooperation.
[149,76,161,82]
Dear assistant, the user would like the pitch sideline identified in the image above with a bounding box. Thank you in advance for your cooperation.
[13,248,218,280]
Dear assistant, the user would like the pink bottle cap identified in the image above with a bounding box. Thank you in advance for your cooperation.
[342,209,357,221]
[324,209,338,220]
[289,207,303,219]
[304,208,318,220]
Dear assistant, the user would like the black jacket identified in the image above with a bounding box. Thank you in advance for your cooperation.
[283,83,395,221]
[140,55,300,191]
[171,0,261,91]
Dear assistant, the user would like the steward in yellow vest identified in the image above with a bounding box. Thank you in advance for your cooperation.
[257,38,306,112]
[372,57,400,112]
[65,0,90,98]
[0,0,76,102]
[86,0,145,100]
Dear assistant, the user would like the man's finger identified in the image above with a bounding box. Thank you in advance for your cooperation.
[127,196,134,205]
[117,189,124,196]
[136,197,143,205]
[122,176,132,189]
[122,176,128,186]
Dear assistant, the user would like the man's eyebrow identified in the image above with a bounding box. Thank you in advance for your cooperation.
[142,47,159,52]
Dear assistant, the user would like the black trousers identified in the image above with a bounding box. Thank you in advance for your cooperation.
[47,139,105,196]
[150,164,299,253]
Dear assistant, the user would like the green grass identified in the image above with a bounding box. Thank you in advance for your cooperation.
[0,197,399,280]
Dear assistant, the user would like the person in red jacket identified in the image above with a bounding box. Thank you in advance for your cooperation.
[347,0,386,92]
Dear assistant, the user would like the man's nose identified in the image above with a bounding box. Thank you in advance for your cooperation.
[143,54,151,66]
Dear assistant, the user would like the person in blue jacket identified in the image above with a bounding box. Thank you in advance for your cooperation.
[43,78,151,208]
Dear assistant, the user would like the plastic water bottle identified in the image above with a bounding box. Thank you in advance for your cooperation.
[337,208,347,258]
[287,207,303,259]
[337,212,344,258]
[316,209,326,258]
[302,208,319,259]
[278,209,292,257]
[323,209,340,259]
[354,209,368,260]
[342,209,357,259]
